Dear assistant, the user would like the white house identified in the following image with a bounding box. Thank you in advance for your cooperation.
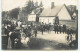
[39,4,72,25]
[28,7,43,22]
[28,11,36,21]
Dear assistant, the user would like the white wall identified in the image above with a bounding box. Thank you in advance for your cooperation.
[28,14,36,21]
[58,5,71,20]
[39,17,55,25]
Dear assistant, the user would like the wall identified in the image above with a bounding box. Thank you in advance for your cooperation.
[58,5,71,20]
[39,17,55,25]
[28,14,36,21]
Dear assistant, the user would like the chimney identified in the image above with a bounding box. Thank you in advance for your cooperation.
[51,2,54,9]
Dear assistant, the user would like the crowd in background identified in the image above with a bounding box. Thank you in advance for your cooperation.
[2,19,76,49]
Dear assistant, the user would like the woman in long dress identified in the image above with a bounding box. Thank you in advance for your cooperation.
[7,31,12,49]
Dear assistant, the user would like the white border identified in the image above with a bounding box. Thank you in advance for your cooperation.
[0,0,80,52]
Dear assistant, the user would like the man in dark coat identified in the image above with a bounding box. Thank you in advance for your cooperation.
[34,29,37,37]
[47,24,51,33]
[14,30,21,49]
[63,25,66,33]
[41,26,44,35]
[54,24,57,34]
[10,31,16,49]
[10,24,15,31]
[56,24,59,34]
[23,28,28,37]
[59,25,61,34]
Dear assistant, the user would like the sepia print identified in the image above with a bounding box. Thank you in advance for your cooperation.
[2,0,78,50]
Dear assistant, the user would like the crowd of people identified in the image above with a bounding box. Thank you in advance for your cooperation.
[3,20,39,49]
[2,19,77,49]
[54,24,76,42]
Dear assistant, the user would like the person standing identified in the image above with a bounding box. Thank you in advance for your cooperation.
[7,35,12,49]
[4,25,10,46]
[70,34,72,42]
[56,24,59,34]
[54,24,56,33]
[59,25,61,34]
[10,31,16,49]
[47,25,50,33]
[34,27,37,37]
[41,26,44,35]
[17,21,22,28]
[7,31,13,49]
[25,28,29,37]
[20,29,26,39]
[63,25,66,33]
[14,38,19,49]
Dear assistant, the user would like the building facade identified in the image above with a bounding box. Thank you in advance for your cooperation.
[28,11,36,21]
[39,4,72,25]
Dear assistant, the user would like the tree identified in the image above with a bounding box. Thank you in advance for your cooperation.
[2,11,6,17]
[2,11,8,18]
[39,1,43,7]
[35,1,38,8]
[67,5,76,19]
[25,0,34,14]
[31,0,35,9]
[9,8,20,19]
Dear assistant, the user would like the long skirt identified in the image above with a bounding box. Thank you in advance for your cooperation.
[7,37,12,49]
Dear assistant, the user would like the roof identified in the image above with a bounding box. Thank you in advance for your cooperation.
[39,4,72,17]
[30,11,35,14]
[40,5,63,17]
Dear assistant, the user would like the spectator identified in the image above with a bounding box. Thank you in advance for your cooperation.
[56,24,59,34]
[41,26,44,35]
[34,26,37,37]
[63,25,66,33]
[17,21,22,27]
[7,31,13,49]
[4,25,10,47]
[59,25,61,34]
[54,24,57,34]
[14,38,21,49]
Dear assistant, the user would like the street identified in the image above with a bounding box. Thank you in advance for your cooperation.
[2,30,76,50]
[24,31,72,50]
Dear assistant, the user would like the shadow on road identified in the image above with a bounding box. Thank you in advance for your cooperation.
[28,37,71,50]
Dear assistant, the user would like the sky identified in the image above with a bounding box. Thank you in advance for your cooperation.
[2,0,78,11]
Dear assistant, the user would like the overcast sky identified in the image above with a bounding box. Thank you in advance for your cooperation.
[2,0,78,11]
